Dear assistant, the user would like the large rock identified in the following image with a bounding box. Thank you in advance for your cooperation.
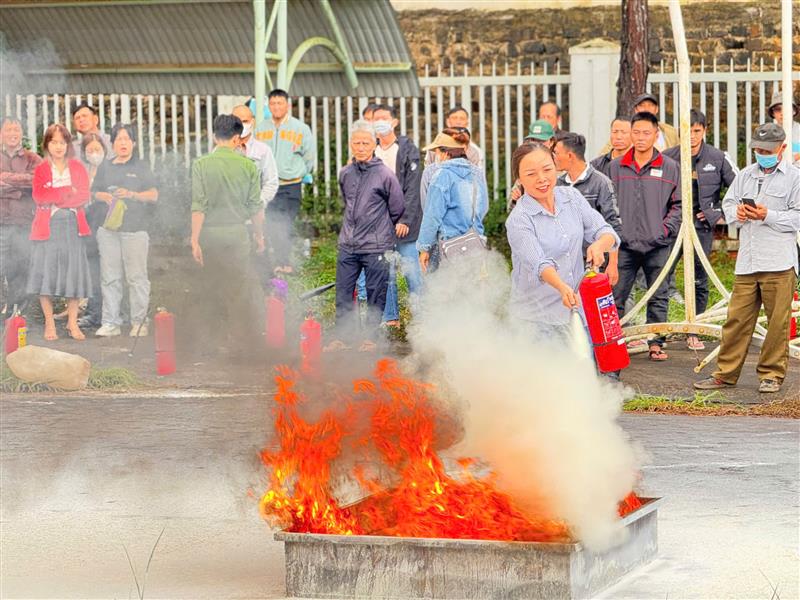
[6,345,90,391]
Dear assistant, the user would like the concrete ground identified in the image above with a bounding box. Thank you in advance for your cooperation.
[1,389,798,599]
[16,319,800,402]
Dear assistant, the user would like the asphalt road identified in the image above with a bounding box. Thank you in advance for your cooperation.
[1,393,798,599]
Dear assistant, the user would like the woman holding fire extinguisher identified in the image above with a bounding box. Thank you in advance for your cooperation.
[505,142,619,355]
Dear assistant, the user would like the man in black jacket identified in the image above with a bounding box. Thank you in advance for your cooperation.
[664,109,738,350]
[609,112,682,361]
[334,120,405,340]
[371,104,423,319]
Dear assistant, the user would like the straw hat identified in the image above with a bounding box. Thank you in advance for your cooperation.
[422,132,463,152]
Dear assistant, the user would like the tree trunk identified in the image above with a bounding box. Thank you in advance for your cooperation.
[617,0,649,117]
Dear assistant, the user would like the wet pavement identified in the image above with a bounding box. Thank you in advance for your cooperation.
[1,394,798,598]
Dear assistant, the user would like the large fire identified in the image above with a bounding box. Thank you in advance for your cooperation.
[259,358,640,543]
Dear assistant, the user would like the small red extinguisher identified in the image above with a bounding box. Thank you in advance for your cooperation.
[4,305,27,355]
[790,291,798,340]
[266,278,289,349]
[579,270,630,373]
[154,307,176,376]
[300,311,322,377]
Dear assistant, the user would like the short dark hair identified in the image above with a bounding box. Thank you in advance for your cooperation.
[110,122,136,144]
[446,105,469,119]
[213,114,244,140]
[631,111,659,128]
[511,141,554,182]
[540,101,561,117]
[690,109,707,128]
[612,115,631,127]
[362,102,380,117]
[373,104,397,119]
[71,102,97,118]
[268,89,289,100]
[555,131,586,161]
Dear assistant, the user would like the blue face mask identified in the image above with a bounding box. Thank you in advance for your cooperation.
[755,152,779,169]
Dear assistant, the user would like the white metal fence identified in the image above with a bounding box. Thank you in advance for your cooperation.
[4,58,799,208]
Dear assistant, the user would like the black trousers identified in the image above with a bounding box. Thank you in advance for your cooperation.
[667,226,715,315]
[265,182,302,267]
[613,245,671,346]
[335,250,389,338]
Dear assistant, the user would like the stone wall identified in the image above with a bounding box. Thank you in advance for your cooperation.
[397,2,800,74]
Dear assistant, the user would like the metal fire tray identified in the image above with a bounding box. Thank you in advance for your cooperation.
[274,496,662,599]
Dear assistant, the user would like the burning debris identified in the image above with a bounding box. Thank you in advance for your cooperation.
[259,358,640,544]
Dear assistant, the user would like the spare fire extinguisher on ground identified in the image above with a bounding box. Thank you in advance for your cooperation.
[4,305,27,355]
[300,311,322,377]
[579,269,630,373]
[790,291,799,340]
[154,307,176,376]
[265,278,289,349]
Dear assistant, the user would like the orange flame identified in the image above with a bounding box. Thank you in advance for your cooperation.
[259,359,640,542]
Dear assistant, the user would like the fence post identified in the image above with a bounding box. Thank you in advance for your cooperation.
[568,39,620,159]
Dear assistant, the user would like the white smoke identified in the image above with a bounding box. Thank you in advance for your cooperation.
[406,251,640,550]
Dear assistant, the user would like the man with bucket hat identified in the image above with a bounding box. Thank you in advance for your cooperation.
[695,123,800,394]
[768,90,800,165]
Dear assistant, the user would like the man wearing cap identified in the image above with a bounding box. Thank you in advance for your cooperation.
[632,93,678,151]
[664,109,738,350]
[767,91,800,166]
[695,123,799,394]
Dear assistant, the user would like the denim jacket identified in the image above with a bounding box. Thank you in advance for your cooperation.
[416,158,488,252]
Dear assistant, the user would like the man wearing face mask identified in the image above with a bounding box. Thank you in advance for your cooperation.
[371,104,422,319]
[0,117,42,315]
[695,123,800,394]
[232,105,279,208]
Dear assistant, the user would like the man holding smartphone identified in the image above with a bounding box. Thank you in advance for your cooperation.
[695,123,800,394]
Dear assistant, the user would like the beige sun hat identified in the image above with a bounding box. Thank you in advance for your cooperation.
[422,132,463,152]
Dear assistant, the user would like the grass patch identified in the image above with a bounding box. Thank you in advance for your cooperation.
[624,391,799,418]
[87,367,141,390]
[1,362,141,393]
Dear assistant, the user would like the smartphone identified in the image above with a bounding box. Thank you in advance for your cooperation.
[740,198,756,209]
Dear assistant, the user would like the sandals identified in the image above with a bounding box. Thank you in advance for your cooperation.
[648,345,669,361]
[686,336,705,350]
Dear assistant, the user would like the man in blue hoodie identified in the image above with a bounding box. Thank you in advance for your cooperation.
[334,121,405,341]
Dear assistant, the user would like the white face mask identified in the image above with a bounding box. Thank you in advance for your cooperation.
[241,122,253,138]
[374,120,393,136]
[86,152,105,166]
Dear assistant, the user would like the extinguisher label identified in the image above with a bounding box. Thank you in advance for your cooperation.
[596,293,623,343]
[17,327,27,348]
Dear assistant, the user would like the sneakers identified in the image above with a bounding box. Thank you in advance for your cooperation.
[758,379,781,393]
[693,377,734,390]
[130,323,148,337]
[95,324,121,337]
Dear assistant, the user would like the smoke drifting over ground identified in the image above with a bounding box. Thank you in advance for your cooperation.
[406,252,641,550]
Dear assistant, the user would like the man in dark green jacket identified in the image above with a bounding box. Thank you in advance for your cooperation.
[191,114,263,352]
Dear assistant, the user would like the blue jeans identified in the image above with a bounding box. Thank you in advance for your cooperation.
[356,268,398,322]
[396,240,422,295]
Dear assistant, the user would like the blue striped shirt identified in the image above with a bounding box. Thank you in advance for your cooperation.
[506,186,619,325]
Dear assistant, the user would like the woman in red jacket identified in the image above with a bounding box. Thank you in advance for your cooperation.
[27,124,92,341]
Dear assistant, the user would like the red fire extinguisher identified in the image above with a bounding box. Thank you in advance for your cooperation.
[4,305,27,355]
[300,312,322,376]
[790,291,798,340]
[266,278,289,349]
[154,307,176,376]
[579,270,630,373]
